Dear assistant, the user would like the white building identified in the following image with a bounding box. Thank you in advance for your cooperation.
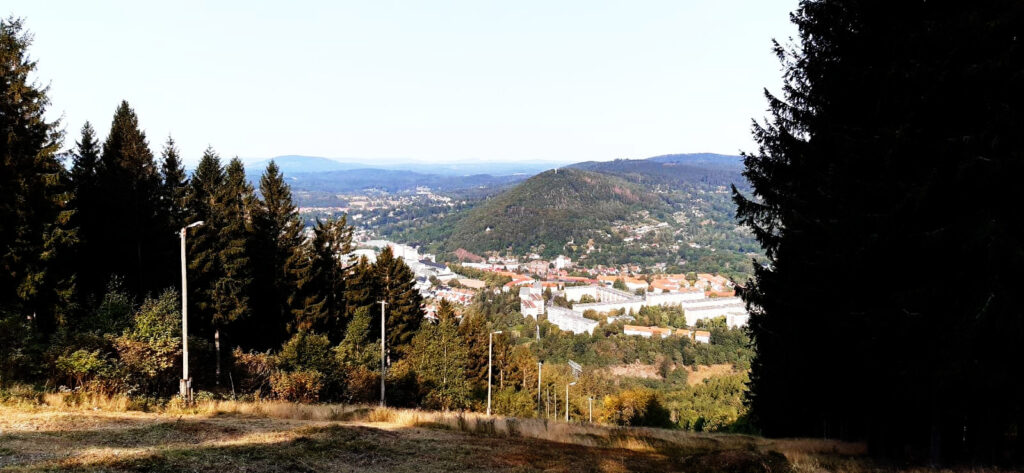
[680,297,749,327]
[546,306,598,335]
[554,255,573,270]
[519,285,545,319]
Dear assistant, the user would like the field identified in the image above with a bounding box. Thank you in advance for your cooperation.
[0,393,1003,473]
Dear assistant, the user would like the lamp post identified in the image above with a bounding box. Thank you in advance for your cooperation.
[379,300,387,407]
[537,361,543,418]
[487,330,503,415]
[179,220,204,402]
[566,381,577,422]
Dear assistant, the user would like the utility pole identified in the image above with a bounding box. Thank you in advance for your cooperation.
[537,361,543,418]
[179,221,203,403]
[566,381,577,422]
[379,300,387,407]
[487,330,502,415]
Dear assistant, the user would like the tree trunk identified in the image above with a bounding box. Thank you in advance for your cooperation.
[215,329,221,386]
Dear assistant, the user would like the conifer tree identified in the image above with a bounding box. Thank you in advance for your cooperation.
[159,136,188,232]
[294,217,353,339]
[734,0,1024,462]
[211,157,255,383]
[69,122,104,303]
[373,246,423,359]
[409,315,471,410]
[247,161,304,349]
[0,17,75,334]
[184,148,223,338]
[94,100,166,296]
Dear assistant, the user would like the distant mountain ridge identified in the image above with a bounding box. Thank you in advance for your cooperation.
[243,155,567,177]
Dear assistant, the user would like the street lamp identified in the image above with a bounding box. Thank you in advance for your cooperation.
[486,330,503,415]
[379,300,387,407]
[179,220,204,402]
[566,381,577,422]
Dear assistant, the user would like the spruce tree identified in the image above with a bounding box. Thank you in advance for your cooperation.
[184,148,225,348]
[734,0,1024,462]
[294,217,353,339]
[373,246,423,359]
[69,122,103,303]
[0,17,75,334]
[212,157,255,383]
[159,136,188,232]
[247,161,304,349]
[94,101,166,297]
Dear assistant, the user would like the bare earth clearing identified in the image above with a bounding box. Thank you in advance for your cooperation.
[0,400,1001,473]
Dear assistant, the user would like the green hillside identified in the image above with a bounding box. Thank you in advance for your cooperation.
[385,156,762,279]
[449,168,669,255]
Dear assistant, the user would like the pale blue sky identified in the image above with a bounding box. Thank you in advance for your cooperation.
[9,1,797,166]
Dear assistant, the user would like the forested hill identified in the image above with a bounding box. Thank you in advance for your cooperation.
[398,168,669,254]
[569,153,748,190]
[389,156,761,277]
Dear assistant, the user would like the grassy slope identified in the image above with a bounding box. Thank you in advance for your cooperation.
[0,396,987,473]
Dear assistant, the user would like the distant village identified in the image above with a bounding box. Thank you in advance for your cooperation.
[351,237,750,344]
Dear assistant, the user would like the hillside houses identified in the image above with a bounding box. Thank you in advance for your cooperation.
[519,285,545,318]
[622,325,711,344]
[556,278,750,328]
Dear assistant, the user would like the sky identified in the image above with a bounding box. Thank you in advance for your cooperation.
[8,1,798,166]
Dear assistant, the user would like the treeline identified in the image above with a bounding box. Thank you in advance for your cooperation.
[0,18,424,396]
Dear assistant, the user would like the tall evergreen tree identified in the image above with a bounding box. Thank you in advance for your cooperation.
[246,161,304,349]
[159,136,188,232]
[373,246,423,360]
[94,101,167,297]
[294,217,353,339]
[734,0,1024,462]
[69,122,103,303]
[184,148,224,339]
[211,157,256,383]
[0,17,75,335]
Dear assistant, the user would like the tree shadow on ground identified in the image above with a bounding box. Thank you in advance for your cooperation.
[0,420,795,472]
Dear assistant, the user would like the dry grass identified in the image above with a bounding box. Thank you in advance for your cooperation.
[685,363,737,385]
[0,393,1014,472]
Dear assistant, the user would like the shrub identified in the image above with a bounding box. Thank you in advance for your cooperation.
[270,369,324,403]
[55,349,116,392]
[600,388,673,428]
[343,365,380,403]
[278,332,335,374]
[233,348,277,395]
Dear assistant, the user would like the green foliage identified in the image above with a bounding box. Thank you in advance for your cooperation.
[669,374,748,432]
[111,290,181,395]
[409,319,471,410]
[0,17,75,334]
[600,388,672,428]
[277,332,335,374]
[270,369,323,403]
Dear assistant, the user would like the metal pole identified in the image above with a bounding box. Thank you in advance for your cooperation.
[379,300,386,407]
[589,397,593,423]
[180,227,190,401]
[487,332,493,415]
[566,384,570,422]
[537,361,542,418]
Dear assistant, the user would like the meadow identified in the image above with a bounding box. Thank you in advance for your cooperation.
[0,388,1005,473]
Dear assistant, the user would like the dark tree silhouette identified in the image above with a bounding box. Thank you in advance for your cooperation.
[735,0,1024,463]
